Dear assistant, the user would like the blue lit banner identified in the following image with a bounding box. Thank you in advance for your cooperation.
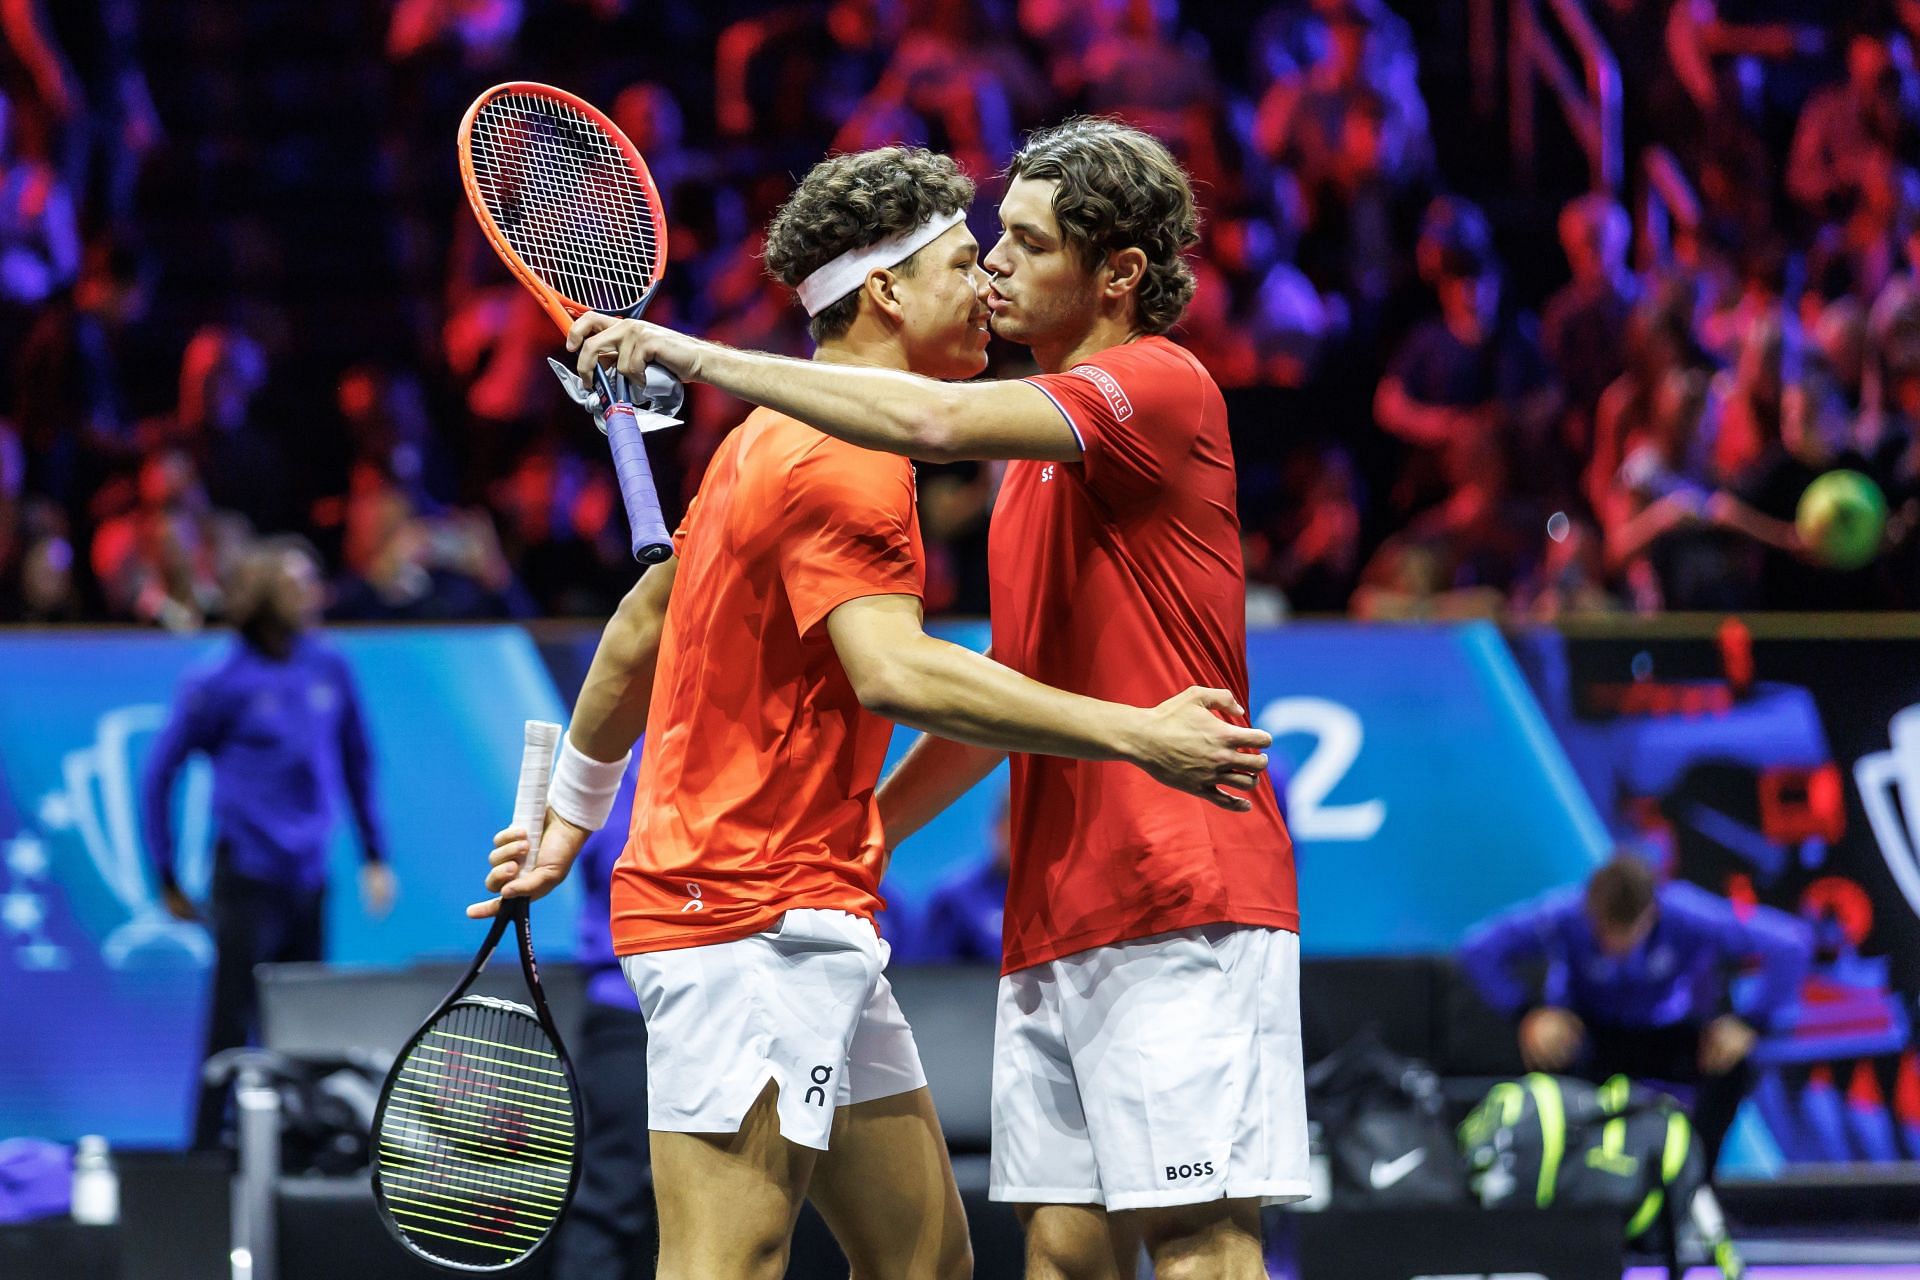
[26,618,1891,1167]
[0,628,570,1145]
[1248,622,1610,953]
[532,622,1612,957]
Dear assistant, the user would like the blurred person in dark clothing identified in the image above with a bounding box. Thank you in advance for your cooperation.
[1788,24,1919,219]
[140,536,394,1149]
[1603,367,1759,612]
[332,363,451,512]
[489,434,628,617]
[1373,225,1560,519]
[0,494,78,621]
[552,757,654,1280]
[1804,150,1914,311]
[12,232,148,505]
[0,0,160,220]
[1461,853,1812,1170]
[90,448,246,630]
[1543,194,1640,449]
[1589,287,1714,516]
[328,467,533,621]
[1253,3,1429,194]
[919,801,1010,964]
[0,87,80,313]
[1352,429,1541,616]
[1701,239,1799,364]
[1703,309,1799,485]
[1267,444,1364,614]
[141,326,295,534]
[1813,296,1869,418]
[1292,88,1429,347]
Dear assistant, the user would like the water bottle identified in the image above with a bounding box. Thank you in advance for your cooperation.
[70,1134,119,1226]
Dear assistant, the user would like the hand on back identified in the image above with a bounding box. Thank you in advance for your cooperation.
[1129,687,1271,812]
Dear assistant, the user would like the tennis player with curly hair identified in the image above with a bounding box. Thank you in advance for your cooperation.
[488,142,1272,1280]
[571,118,1304,1280]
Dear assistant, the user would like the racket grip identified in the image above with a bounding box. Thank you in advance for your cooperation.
[515,721,561,868]
[605,403,674,564]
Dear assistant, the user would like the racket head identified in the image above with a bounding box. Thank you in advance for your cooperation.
[458,81,669,332]
[371,989,583,1271]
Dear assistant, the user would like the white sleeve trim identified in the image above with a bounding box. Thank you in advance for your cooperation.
[1024,379,1087,454]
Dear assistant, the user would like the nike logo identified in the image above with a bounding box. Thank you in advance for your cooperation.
[1369,1148,1428,1189]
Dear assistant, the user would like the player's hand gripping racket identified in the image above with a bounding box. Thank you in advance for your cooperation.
[371,721,582,1271]
[458,82,676,563]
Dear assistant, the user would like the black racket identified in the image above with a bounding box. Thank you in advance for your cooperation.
[371,720,582,1271]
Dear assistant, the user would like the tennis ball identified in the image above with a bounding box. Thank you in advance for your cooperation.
[1796,469,1887,570]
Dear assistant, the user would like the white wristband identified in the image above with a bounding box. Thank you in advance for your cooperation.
[548,736,631,832]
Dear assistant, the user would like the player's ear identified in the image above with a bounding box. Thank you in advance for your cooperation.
[1104,247,1148,301]
[865,268,908,324]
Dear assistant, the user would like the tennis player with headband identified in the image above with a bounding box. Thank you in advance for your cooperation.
[480,145,1272,1280]
[569,118,1303,1280]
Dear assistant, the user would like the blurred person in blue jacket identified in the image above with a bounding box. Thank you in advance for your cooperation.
[139,536,393,1149]
[1461,852,1813,1170]
[552,756,653,1280]
[918,800,1009,964]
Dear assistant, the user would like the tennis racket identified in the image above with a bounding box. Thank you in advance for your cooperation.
[458,82,675,563]
[371,720,582,1271]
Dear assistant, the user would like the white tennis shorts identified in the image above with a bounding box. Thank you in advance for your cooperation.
[619,908,927,1151]
[989,924,1311,1211]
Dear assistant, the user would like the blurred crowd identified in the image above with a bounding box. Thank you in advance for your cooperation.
[4,0,1920,625]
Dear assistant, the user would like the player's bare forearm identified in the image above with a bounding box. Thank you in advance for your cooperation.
[878,733,1005,848]
[570,558,676,761]
[567,315,1079,462]
[829,594,1271,809]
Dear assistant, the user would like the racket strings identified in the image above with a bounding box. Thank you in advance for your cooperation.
[376,998,577,1266]
[471,95,655,306]
[471,99,643,296]
[468,91,659,314]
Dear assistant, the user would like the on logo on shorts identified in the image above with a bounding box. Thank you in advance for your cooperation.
[804,1064,834,1106]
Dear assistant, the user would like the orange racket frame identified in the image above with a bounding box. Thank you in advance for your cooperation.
[455,81,671,332]
[456,81,678,562]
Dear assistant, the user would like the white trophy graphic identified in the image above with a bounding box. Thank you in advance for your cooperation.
[36,705,215,968]
[1854,703,1920,923]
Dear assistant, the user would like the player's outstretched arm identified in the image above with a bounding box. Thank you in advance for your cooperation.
[878,732,1006,850]
[568,314,1080,463]
[829,593,1270,811]
[468,558,677,919]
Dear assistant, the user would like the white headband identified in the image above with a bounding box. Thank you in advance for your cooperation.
[794,208,969,317]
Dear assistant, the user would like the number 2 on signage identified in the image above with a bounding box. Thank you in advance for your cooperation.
[1255,697,1385,840]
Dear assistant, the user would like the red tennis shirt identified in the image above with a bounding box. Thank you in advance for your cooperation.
[990,335,1296,973]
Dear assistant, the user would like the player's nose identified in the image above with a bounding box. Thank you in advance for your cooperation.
[982,238,1013,278]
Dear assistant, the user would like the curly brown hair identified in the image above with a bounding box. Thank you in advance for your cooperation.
[1006,118,1201,335]
[763,147,976,343]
